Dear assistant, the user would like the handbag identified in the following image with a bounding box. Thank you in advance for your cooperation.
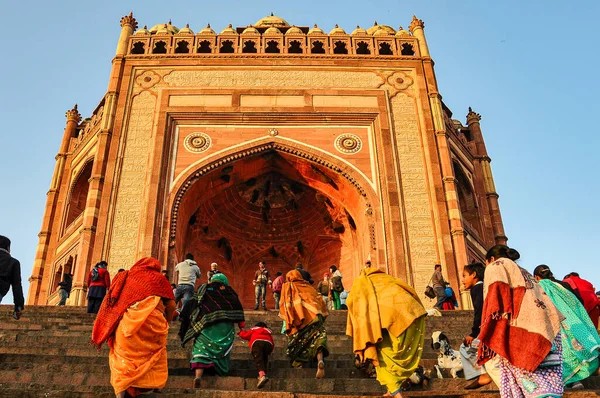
[424,278,436,299]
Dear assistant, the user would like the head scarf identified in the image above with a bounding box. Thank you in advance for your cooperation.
[279,270,328,335]
[91,257,175,349]
[477,258,562,371]
[346,267,426,365]
[210,272,228,285]
[179,274,244,345]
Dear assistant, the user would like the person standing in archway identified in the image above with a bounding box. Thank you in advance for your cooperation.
[430,264,446,310]
[87,261,111,314]
[207,262,221,282]
[329,265,344,310]
[174,254,201,310]
[253,261,271,310]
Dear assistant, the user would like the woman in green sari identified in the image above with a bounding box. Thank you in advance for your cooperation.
[533,265,600,388]
[179,273,245,388]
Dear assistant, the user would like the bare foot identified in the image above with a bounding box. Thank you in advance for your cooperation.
[316,360,325,379]
[193,377,201,388]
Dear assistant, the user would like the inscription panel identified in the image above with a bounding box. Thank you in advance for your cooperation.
[108,91,157,273]
[391,93,438,299]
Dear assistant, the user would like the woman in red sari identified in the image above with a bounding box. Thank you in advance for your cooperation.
[91,257,175,398]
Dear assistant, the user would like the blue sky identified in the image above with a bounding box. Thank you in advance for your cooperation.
[1,0,598,305]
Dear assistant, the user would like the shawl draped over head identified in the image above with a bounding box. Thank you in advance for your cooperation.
[179,273,245,346]
[91,257,175,349]
[477,258,563,372]
[279,270,328,335]
[346,267,427,365]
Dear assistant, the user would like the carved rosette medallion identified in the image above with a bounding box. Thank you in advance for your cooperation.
[334,134,362,154]
[184,132,212,153]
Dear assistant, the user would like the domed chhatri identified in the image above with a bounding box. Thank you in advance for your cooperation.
[285,25,303,35]
[308,24,325,35]
[134,25,150,35]
[149,20,179,35]
[351,25,368,36]
[329,24,347,35]
[396,26,410,37]
[198,24,216,35]
[367,21,396,35]
[242,25,260,35]
[177,23,194,35]
[254,12,290,28]
[220,23,237,35]
[264,26,283,35]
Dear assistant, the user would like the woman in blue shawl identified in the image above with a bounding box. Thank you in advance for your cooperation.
[533,265,600,388]
[178,273,245,388]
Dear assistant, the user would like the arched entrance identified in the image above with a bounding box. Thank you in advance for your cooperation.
[167,142,377,309]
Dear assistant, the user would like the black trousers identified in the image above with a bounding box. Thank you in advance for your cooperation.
[251,341,273,372]
[87,297,103,314]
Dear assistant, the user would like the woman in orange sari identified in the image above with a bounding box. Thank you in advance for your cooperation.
[91,257,175,398]
[279,270,329,378]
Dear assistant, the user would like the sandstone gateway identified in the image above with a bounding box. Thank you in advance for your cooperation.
[27,13,507,309]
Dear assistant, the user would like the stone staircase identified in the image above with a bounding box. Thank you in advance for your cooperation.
[0,305,598,397]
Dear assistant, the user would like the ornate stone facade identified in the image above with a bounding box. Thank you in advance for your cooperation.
[28,13,506,308]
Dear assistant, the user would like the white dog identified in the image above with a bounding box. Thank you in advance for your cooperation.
[431,331,463,379]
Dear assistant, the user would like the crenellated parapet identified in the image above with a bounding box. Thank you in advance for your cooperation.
[126,14,422,58]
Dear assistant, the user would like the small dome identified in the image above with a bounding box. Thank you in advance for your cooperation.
[373,26,393,36]
[329,24,347,35]
[395,26,410,37]
[135,25,150,35]
[198,24,216,35]
[367,21,396,35]
[242,25,260,35]
[178,24,194,35]
[285,25,303,35]
[255,12,290,28]
[220,24,237,35]
[308,24,325,35]
[264,26,282,35]
[351,25,368,35]
[150,20,179,35]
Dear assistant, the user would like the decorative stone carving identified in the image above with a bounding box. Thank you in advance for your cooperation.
[169,142,372,241]
[108,91,156,273]
[391,93,438,297]
[163,70,384,89]
[183,132,212,153]
[120,12,138,29]
[334,134,362,154]
[387,71,414,91]
[268,128,279,137]
[135,70,162,89]
[409,15,424,32]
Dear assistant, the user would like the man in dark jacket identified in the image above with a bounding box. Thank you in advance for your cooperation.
[86,260,111,314]
[295,262,313,285]
[0,235,25,319]
[57,273,73,306]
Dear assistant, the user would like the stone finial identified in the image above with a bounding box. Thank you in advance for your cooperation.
[409,15,424,32]
[466,107,482,124]
[270,12,274,16]
[65,104,82,123]
[120,11,138,29]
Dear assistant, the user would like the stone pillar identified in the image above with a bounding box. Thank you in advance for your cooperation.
[409,15,430,58]
[115,12,138,57]
[466,108,507,245]
[28,105,81,304]
[429,94,470,307]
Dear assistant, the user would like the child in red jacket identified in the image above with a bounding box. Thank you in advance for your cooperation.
[238,322,274,388]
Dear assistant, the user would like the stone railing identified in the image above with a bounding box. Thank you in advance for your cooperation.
[127,31,420,58]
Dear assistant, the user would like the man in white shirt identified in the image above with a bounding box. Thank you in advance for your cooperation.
[175,253,201,308]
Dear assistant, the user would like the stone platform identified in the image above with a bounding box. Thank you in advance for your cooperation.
[0,306,598,397]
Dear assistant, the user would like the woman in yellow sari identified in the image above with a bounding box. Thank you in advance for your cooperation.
[91,257,176,397]
[279,269,329,378]
[347,266,427,398]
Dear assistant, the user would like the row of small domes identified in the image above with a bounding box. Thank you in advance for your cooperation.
[135,20,410,37]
